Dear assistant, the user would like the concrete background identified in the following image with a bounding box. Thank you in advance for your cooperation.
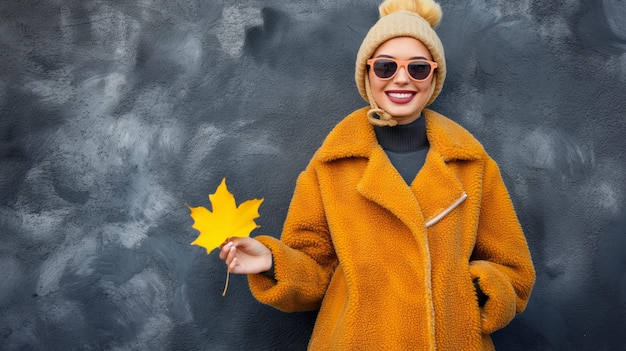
[1,0,625,349]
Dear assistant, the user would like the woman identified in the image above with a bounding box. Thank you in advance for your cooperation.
[219,0,535,349]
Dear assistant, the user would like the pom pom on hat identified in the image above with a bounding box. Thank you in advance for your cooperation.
[379,0,442,27]
[355,0,446,125]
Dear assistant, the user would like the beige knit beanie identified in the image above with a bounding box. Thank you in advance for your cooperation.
[355,0,446,126]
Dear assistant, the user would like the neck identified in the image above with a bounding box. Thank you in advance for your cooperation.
[374,113,428,152]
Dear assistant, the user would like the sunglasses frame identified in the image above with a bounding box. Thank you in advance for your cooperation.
[367,58,438,82]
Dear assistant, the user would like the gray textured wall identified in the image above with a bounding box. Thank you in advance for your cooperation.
[1,0,625,350]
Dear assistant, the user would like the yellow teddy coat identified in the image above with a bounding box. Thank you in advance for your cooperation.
[249,107,535,350]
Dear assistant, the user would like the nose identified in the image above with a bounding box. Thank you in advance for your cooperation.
[393,66,410,83]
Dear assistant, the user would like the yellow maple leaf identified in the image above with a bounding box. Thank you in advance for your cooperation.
[188,178,264,254]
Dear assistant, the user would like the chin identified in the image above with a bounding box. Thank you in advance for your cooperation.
[389,108,422,119]
[384,103,419,115]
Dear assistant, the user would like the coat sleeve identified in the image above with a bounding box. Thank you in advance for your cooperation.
[469,158,536,334]
[248,165,338,312]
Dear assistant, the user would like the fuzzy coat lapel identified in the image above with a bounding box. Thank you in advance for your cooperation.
[317,107,483,232]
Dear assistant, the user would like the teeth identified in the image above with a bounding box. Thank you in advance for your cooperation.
[388,92,413,99]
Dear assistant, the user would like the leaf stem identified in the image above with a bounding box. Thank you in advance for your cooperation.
[222,270,230,296]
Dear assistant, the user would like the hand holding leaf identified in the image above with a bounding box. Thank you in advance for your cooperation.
[188,178,264,295]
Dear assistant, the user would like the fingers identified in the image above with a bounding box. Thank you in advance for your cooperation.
[218,240,231,260]
[228,257,239,273]
[225,243,237,269]
[218,240,241,273]
[218,237,238,260]
[219,241,235,263]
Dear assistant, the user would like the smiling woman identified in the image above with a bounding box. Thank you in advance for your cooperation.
[217,0,535,349]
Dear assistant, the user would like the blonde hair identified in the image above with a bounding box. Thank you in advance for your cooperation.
[378,0,442,28]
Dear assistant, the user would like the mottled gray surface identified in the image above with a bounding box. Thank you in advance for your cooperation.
[1,0,625,350]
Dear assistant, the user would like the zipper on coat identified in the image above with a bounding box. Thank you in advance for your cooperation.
[425,193,468,228]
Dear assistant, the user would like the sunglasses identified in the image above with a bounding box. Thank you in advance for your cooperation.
[367,58,438,82]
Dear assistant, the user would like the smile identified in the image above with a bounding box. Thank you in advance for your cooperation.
[388,92,414,99]
[386,91,416,103]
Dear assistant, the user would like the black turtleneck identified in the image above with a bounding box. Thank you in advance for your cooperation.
[373,114,429,184]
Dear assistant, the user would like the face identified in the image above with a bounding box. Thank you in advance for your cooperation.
[368,37,435,124]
